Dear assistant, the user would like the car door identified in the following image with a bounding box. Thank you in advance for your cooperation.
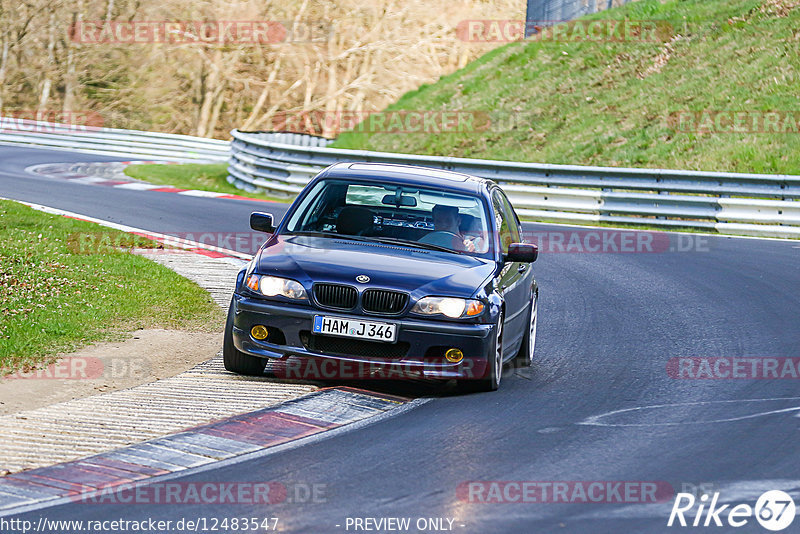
[491,189,527,356]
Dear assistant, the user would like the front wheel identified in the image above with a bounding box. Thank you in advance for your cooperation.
[460,311,503,393]
[223,299,266,376]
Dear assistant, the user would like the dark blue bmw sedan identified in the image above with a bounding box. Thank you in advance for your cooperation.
[223,162,538,391]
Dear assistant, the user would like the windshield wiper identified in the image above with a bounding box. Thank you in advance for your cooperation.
[288,231,456,253]
[284,230,339,238]
[369,236,455,253]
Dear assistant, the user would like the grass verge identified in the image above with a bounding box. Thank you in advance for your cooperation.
[332,0,800,176]
[123,163,290,202]
[0,199,225,374]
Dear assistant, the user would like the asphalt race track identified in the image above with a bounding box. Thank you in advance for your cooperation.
[0,146,287,254]
[2,145,799,533]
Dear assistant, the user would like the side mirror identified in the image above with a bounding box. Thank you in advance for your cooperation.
[505,243,538,263]
[250,212,275,234]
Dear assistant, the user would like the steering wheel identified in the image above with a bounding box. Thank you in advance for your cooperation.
[419,231,462,249]
[427,231,459,239]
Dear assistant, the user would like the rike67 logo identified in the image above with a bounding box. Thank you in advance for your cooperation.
[668,490,796,531]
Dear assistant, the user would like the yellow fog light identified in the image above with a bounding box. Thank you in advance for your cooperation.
[445,348,464,363]
[251,325,269,341]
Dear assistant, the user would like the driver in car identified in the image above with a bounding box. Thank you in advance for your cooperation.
[420,204,477,252]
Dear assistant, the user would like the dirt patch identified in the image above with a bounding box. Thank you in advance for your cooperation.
[0,329,222,416]
[638,36,681,80]
[760,0,800,17]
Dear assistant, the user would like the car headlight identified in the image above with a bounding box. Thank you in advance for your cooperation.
[411,297,485,318]
[245,274,307,300]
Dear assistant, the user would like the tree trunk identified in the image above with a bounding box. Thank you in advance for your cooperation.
[38,11,57,119]
[205,79,227,138]
[63,8,81,114]
[0,38,9,112]
[196,50,223,137]
[321,29,339,138]
[241,57,282,131]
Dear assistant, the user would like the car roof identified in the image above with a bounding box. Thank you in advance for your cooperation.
[320,162,492,195]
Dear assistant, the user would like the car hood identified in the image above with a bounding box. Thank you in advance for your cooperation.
[255,235,495,297]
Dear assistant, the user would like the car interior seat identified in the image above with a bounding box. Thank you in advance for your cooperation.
[337,206,374,236]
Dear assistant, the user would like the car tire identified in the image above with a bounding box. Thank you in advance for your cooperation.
[514,293,537,367]
[461,311,503,393]
[223,299,266,376]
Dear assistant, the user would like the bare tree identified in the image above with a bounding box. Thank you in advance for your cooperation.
[0,0,523,136]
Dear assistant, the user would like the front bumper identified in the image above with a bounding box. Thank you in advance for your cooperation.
[230,294,494,380]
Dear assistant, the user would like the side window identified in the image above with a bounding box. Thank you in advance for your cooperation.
[492,190,514,254]
[498,191,521,244]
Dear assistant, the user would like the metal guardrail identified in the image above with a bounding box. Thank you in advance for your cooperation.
[525,0,636,36]
[0,117,230,162]
[2,117,796,238]
[228,129,800,238]
[226,131,334,193]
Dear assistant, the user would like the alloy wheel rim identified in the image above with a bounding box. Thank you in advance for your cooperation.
[529,299,537,362]
[495,317,503,387]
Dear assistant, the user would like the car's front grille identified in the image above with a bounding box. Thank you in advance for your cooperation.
[362,289,408,314]
[313,283,357,310]
[300,331,409,359]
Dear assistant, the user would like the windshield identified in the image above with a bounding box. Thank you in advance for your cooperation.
[283,178,493,258]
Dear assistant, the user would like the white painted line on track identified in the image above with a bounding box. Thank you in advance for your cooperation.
[578,397,800,427]
[66,176,109,185]
[113,182,162,190]
[177,190,228,198]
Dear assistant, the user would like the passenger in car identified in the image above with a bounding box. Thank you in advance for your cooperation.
[460,214,488,253]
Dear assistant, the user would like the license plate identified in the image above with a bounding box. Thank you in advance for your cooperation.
[312,315,397,343]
